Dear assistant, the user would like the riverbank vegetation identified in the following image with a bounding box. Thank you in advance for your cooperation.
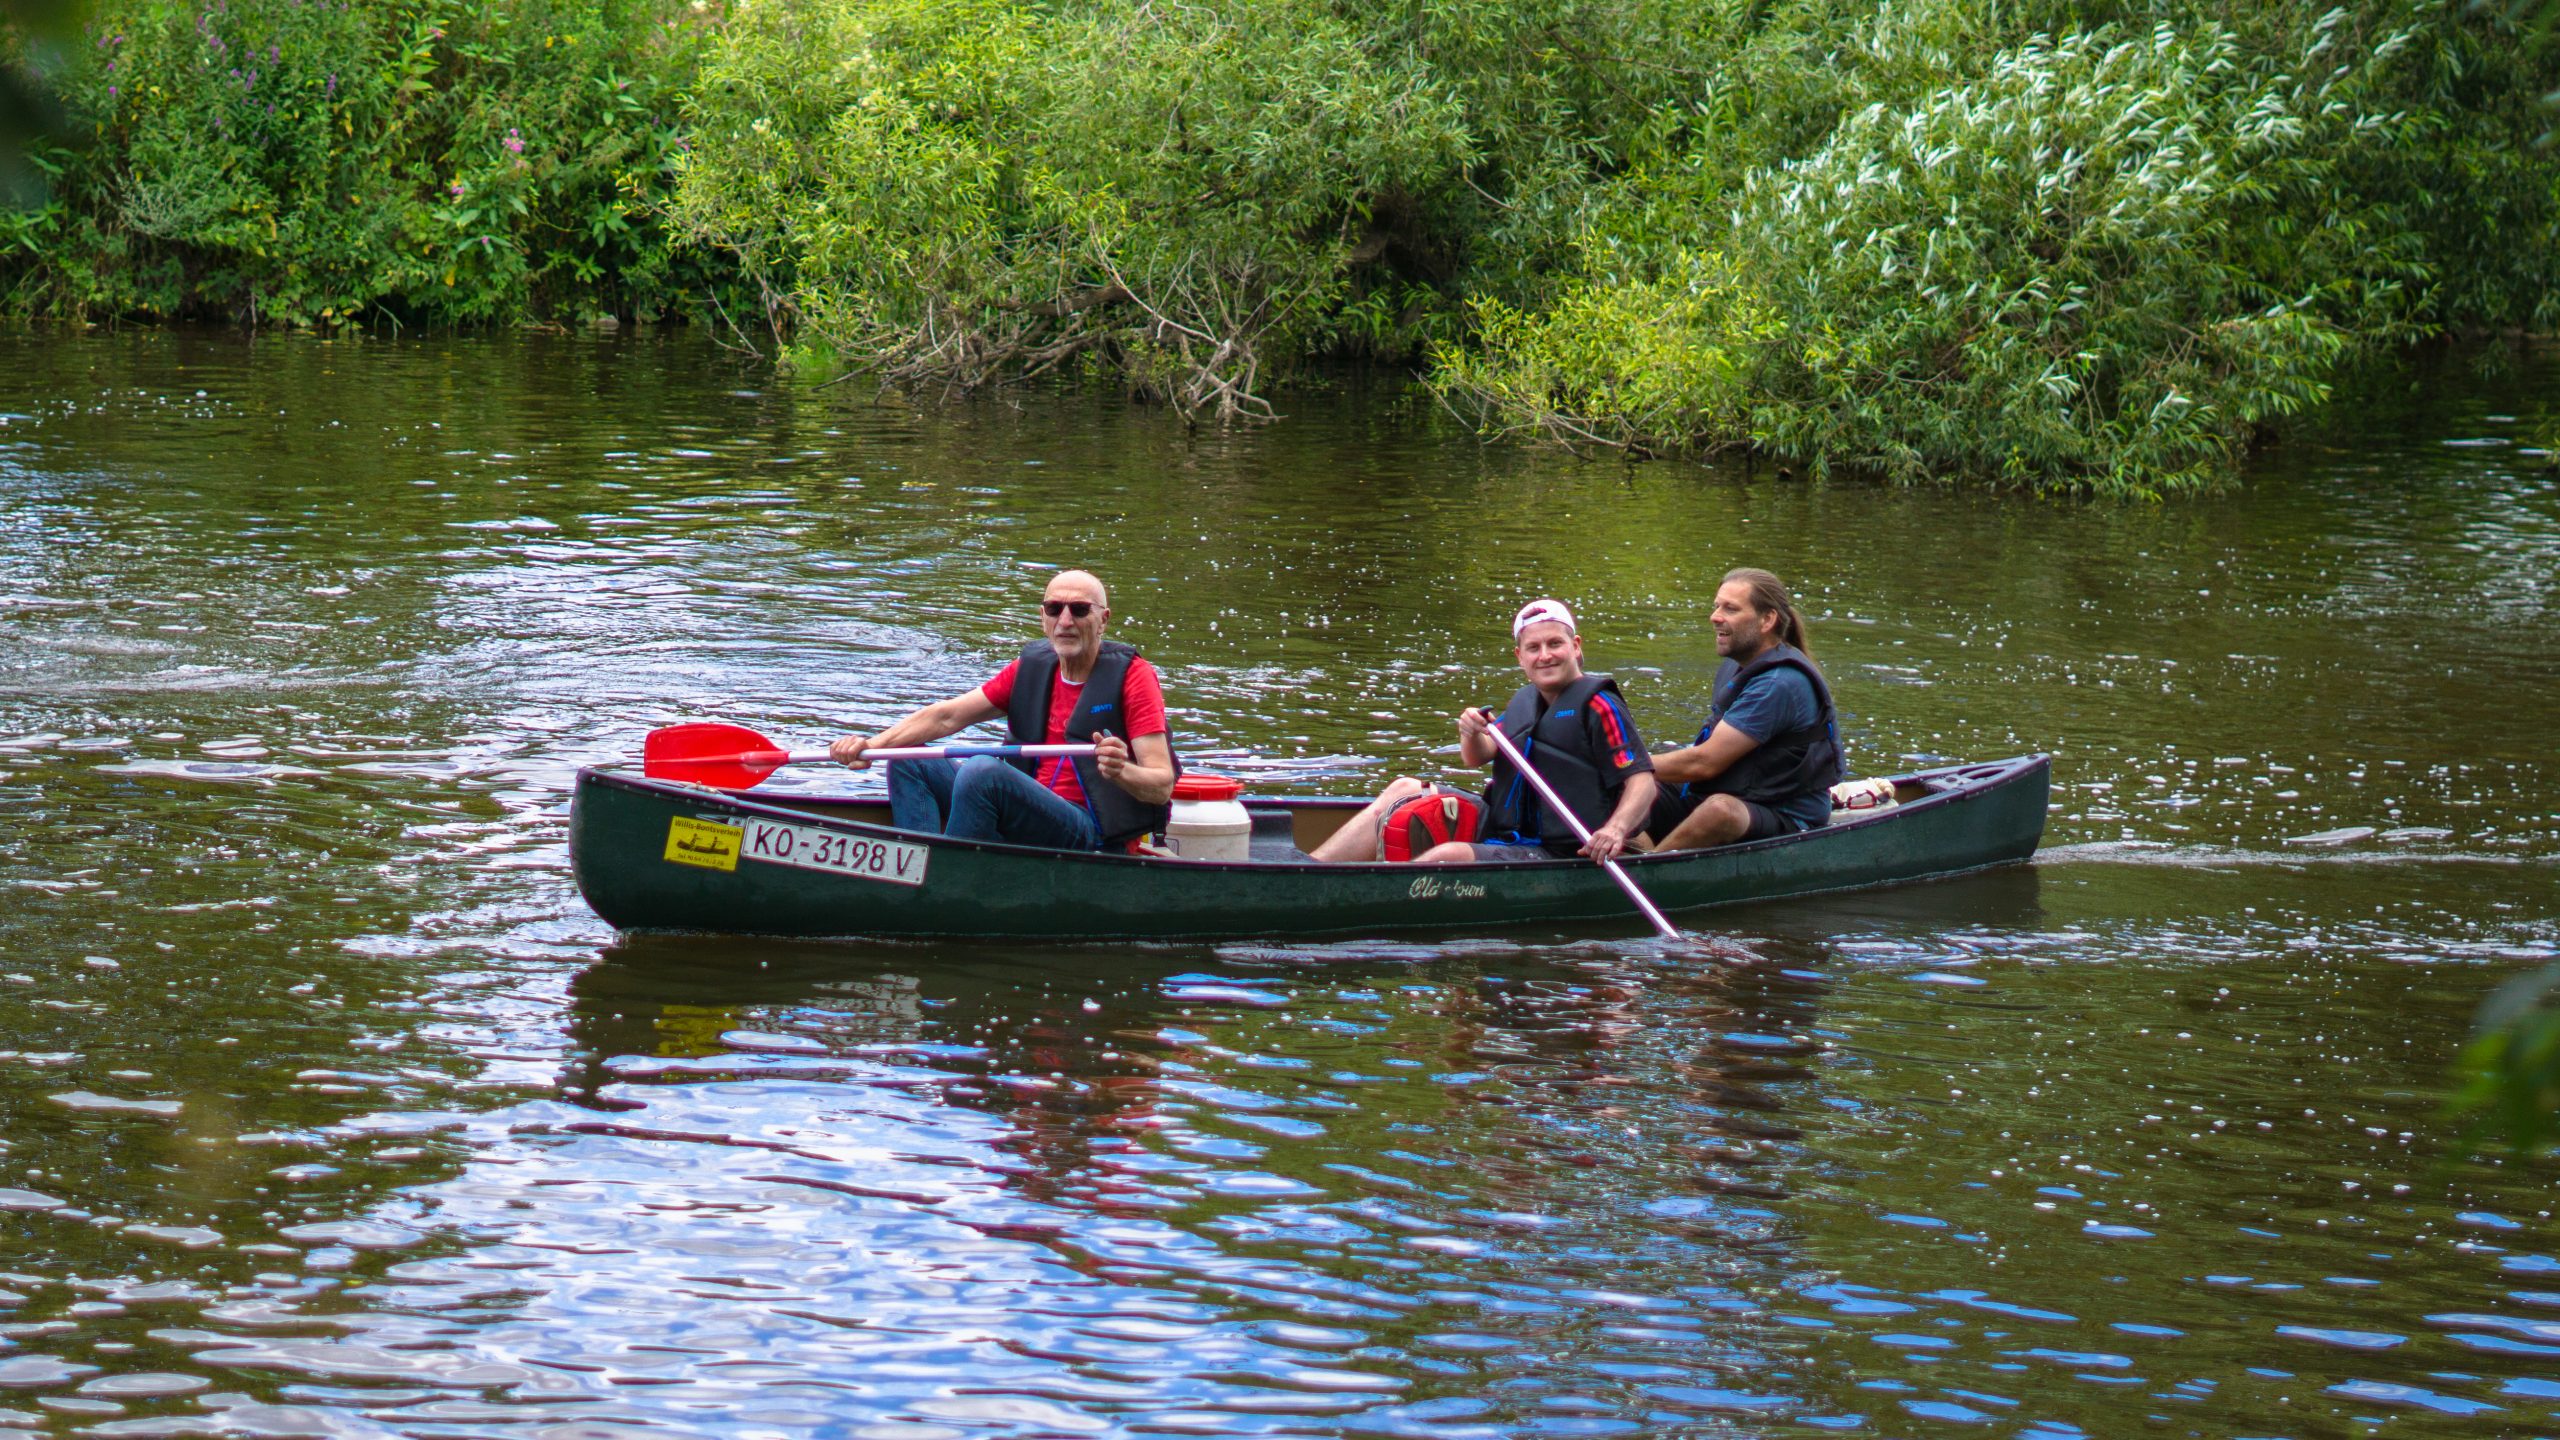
[669,0,2559,494]
[1,0,713,325]
[6,0,2557,493]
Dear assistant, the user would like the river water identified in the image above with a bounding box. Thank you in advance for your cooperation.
[1,330,2555,1438]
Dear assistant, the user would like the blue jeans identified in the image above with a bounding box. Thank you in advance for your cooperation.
[887,756,1101,851]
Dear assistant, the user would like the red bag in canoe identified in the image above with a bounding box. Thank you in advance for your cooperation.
[1381,786,1485,861]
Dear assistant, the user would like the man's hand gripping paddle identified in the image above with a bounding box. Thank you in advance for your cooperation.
[1472,708,1681,941]
[642,722,1097,791]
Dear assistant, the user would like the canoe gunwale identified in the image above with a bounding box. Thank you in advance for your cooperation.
[574,753,2047,876]
[572,754,2049,939]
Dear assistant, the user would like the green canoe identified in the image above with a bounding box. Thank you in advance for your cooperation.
[568,755,2049,942]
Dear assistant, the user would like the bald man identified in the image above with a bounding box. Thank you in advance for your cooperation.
[830,570,1180,852]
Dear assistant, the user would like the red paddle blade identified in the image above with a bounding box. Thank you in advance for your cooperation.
[643,722,790,789]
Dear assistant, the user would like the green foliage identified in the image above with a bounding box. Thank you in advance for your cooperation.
[3,1,90,208]
[1433,2,2560,489]
[1448,2,2560,494]
[673,0,1473,417]
[2528,413,2560,465]
[1738,18,2408,494]
[1328,0,1754,307]
[673,0,2558,488]
[2449,962,2560,1155]
[1430,247,1777,454]
[3,0,717,325]
[15,0,2558,488]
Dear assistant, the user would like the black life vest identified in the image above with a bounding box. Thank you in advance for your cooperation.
[1479,674,1632,855]
[1681,643,1842,810]
[1005,639,1179,847]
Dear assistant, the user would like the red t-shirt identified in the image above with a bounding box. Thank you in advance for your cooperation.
[978,656,1168,809]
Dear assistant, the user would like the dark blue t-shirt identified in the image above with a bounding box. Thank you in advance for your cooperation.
[1709,666,1833,832]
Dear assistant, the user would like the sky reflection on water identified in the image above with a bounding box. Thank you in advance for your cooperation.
[0,331,2555,1436]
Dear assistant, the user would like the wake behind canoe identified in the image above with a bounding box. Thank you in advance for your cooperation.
[568,755,2048,942]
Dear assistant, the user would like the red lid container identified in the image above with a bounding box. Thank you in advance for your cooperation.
[1171,774,1244,803]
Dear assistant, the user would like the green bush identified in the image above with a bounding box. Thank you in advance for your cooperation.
[12,0,2556,490]
[1739,18,2409,494]
[3,0,715,325]
[1441,2,2560,494]
[672,0,1474,418]
[1430,246,1777,454]
[670,0,1852,414]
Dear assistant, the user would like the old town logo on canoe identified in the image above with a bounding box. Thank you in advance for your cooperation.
[663,816,743,872]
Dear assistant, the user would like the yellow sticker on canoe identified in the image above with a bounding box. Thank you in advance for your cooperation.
[664,816,743,872]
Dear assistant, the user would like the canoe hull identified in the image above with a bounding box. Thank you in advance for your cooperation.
[570,755,2049,942]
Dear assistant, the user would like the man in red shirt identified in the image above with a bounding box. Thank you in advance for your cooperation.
[829,571,1178,851]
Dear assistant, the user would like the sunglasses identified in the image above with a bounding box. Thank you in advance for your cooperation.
[1041,600,1097,618]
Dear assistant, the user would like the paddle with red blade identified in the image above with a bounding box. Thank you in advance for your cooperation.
[642,722,1097,791]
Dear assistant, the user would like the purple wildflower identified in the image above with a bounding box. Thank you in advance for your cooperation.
[503,128,524,154]
[450,181,466,198]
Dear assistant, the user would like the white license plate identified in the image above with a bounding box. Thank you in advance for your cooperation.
[741,819,929,887]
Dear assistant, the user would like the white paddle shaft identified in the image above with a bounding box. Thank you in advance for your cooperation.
[1477,714,1679,940]
[794,743,1101,764]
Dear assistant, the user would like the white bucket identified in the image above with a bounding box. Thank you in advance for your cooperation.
[1164,775,1252,862]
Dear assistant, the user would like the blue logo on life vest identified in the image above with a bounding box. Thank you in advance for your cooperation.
[1092,703,1114,712]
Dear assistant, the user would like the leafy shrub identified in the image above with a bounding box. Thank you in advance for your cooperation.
[671,0,1918,415]
[673,0,1474,418]
[11,0,2556,491]
[4,0,715,325]
[1739,19,2411,494]
[1430,247,1777,454]
[1445,2,2560,494]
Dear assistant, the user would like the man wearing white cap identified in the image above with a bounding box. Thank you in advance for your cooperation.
[1310,599,1657,864]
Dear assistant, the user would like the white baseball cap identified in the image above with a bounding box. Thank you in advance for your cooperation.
[1511,598,1577,638]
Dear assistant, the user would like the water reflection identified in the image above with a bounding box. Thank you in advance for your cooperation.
[21,936,1843,1433]
[1,331,2556,1435]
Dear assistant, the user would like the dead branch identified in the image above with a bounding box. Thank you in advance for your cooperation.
[1006,284,1133,318]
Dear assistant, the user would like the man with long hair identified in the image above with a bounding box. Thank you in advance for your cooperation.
[1647,568,1843,850]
